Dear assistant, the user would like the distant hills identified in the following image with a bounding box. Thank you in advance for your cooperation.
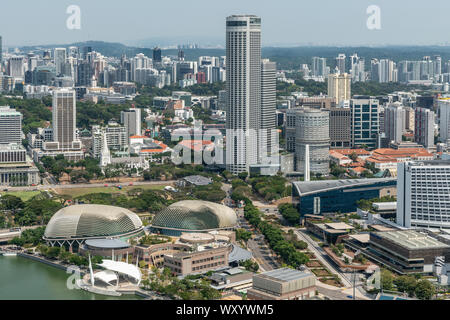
[18,41,450,70]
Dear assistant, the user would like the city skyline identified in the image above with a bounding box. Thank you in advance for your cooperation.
[1,0,450,47]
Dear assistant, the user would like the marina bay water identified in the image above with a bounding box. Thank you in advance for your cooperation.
[0,256,141,300]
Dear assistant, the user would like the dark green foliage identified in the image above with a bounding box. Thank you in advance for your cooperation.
[249,175,291,202]
[239,259,259,272]
[9,227,45,246]
[236,228,252,242]
[278,203,300,225]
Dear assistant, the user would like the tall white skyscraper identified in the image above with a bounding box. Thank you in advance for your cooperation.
[54,48,67,76]
[52,89,78,150]
[379,59,397,83]
[384,102,406,144]
[0,106,23,144]
[312,57,328,77]
[328,73,351,105]
[8,56,24,80]
[350,54,365,82]
[226,15,261,174]
[438,98,450,144]
[336,54,346,74]
[260,59,277,161]
[121,108,142,140]
[414,107,435,149]
[0,36,2,72]
[397,161,450,229]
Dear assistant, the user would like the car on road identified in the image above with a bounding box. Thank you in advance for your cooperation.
[104,184,109,187]
[129,183,134,186]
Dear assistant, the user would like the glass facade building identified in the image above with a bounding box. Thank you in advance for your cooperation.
[292,178,397,216]
[350,96,379,149]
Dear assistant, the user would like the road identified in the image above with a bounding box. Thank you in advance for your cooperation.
[1,180,176,192]
[247,237,280,272]
[235,208,280,272]
[294,229,370,300]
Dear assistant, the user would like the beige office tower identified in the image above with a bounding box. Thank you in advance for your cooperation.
[260,59,277,161]
[327,73,351,104]
[226,15,261,174]
[52,88,78,150]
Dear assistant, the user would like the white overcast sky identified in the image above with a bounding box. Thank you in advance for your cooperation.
[1,0,449,47]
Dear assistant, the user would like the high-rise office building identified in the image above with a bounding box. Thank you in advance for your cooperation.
[153,47,162,63]
[121,108,142,140]
[370,59,380,82]
[329,106,351,148]
[54,48,67,76]
[52,89,78,150]
[414,107,435,149]
[397,161,450,229]
[438,98,450,144]
[350,96,379,149]
[336,54,346,74]
[350,54,366,83]
[8,56,24,80]
[0,106,23,144]
[379,59,397,83]
[225,15,261,174]
[0,36,2,73]
[312,57,328,77]
[328,73,351,105]
[294,108,330,176]
[260,59,277,160]
[384,103,406,144]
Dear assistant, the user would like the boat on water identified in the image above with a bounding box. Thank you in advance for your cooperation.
[0,252,17,256]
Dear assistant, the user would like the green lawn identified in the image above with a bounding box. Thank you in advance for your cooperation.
[54,185,165,198]
[0,191,41,201]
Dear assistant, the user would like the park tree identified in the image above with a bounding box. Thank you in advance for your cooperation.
[394,275,417,297]
[415,280,435,300]
[380,269,394,291]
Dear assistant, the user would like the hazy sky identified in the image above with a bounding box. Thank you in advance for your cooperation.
[1,0,450,47]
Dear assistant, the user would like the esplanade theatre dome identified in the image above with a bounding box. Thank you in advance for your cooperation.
[44,204,144,245]
[151,200,237,236]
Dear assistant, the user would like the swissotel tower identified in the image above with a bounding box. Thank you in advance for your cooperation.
[226,15,262,174]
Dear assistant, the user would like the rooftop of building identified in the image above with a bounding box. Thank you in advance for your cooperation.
[348,234,370,244]
[369,225,396,232]
[372,148,433,158]
[404,160,450,167]
[372,202,397,211]
[371,230,450,250]
[182,175,213,186]
[292,178,396,196]
[178,140,214,152]
[0,143,25,151]
[331,149,371,156]
[84,238,130,249]
[366,155,398,164]
[350,166,367,173]
[256,268,314,283]
[324,222,355,230]
[329,151,351,160]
